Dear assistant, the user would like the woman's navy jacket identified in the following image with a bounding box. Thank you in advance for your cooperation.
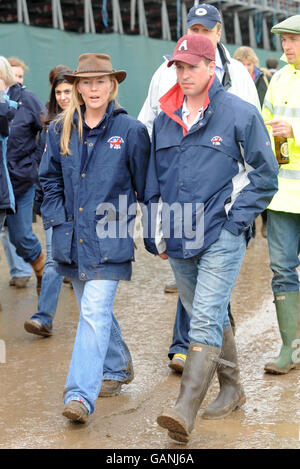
[39,102,150,281]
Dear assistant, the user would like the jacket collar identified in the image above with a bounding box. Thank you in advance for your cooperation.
[73,100,126,127]
[7,83,22,103]
[159,74,217,135]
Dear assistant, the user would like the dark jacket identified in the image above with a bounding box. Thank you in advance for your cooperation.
[7,84,46,198]
[33,128,47,215]
[39,101,150,281]
[144,77,278,258]
[254,67,271,107]
[0,95,18,213]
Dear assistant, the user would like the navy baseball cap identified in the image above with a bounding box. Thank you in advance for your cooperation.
[187,4,221,30]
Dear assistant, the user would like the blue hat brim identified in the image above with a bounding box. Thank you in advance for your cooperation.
[187,17,220,30]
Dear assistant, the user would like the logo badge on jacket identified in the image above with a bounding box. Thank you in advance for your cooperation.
[211,136,223,146]
[108,136,124,150]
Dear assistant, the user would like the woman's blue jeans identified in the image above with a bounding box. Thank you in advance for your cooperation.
[64,279,133,414]
[168,228,246,349]
[29,227,63,330]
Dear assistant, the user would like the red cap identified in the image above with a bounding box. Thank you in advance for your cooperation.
[168,34,215,67]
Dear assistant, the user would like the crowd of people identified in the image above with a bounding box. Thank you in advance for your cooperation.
[0,3,300,444]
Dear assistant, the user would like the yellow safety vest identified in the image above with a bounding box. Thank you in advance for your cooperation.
[262,58,300,213]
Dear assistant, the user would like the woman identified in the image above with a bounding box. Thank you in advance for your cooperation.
[0,57,19,310]
[233,46,270,107]
[39,53,150,423]
[24,67,73,337]
[3,56,46,295]
[234,46,271,238]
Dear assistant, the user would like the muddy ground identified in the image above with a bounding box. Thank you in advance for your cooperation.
[0,217,299,450]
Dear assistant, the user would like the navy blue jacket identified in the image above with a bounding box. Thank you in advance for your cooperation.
[39,102,150,281]
[7,84,46,198]
[144,77,278,258]
[0,95,18,213]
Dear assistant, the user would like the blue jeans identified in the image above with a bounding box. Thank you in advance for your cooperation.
[5,186,41,263]
[0,227,32,278]
[168,299,232,359]
[168,228,246,348]
[64,279,133,414]
[0,212,5,232]
[29,227,63,330]
[168,299,190,358]
[267,210,300,294]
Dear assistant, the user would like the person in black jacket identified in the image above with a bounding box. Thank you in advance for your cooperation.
[24,66,73,337]
[4,61,47,295]
[233,46,271,107]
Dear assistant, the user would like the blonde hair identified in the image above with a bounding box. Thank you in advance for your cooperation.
[8,56,29,71]
[57,76,119,155]
[233,46,259,67]
[0,56,17,87]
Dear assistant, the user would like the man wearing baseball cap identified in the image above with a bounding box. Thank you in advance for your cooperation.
[143,34,278,442]
[262,15,300,375]
[138,2,260,422]
[138,3,260,138]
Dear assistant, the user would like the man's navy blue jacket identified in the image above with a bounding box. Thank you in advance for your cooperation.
[144,76,279,258]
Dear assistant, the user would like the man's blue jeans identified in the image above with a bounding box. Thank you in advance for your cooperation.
[267,210,300,294]
[168,299,232,359]
[64,279,133,414]
[168,229,246,349]
[0,227,32,278]
[5,186,41,263]
[29,227,63,330]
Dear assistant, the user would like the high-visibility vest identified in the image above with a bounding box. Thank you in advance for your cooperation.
[262,59,300,213]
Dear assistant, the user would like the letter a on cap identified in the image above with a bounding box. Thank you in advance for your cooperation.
[179,39,188,51]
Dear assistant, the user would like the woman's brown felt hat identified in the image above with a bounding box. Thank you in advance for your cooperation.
[64,53,126,83]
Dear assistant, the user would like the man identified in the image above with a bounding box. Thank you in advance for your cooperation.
[144,34,278,443]
[139,3,260,139]
[262,15,300,374]
[8,57,28,85]
[139,3,260,421]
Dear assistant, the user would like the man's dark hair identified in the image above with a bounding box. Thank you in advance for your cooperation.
[266,57,278,70]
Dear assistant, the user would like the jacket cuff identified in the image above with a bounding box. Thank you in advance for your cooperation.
[42,214,67,230]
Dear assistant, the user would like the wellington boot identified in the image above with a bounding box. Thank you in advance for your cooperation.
[202,327,245,419]
[157,343,220,443]
[30,252,45,296]
[264,291,300,375]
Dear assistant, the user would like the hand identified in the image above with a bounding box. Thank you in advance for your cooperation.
[157,251,168,260]
[265,119,294,138]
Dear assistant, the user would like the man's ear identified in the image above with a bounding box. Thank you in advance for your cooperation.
[209,61,216,76]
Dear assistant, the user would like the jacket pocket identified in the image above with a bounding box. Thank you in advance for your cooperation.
[52,221,74,264]
[91,214,135,264]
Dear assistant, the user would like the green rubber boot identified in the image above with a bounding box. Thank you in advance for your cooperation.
[264,291,300,374]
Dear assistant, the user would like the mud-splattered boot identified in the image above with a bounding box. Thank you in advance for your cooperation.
[202,327,246,419]
[264,291,300,374]
[157,343,220,443]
